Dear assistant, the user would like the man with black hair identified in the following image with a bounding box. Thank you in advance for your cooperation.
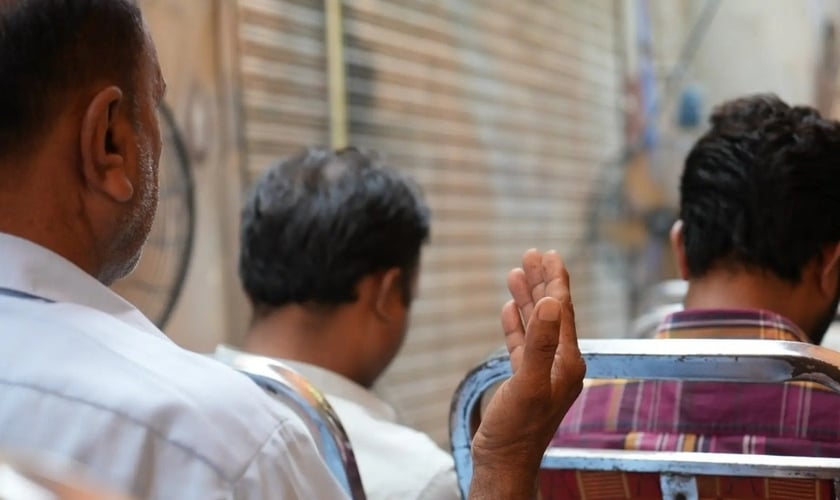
[672,94,840,346]
[537,94,840,463]
[0,1,585,497]
[226,147,460,499]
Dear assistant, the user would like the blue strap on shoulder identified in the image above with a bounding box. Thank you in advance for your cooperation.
[0,287,54,303]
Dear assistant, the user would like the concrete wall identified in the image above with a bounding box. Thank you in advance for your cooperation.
[689,0,826,108]
[644,0,837,213]
[139,0,247,351]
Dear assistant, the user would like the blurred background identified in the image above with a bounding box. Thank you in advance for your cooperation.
[112,0,840,445]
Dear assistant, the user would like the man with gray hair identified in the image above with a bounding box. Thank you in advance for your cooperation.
[0,1,585,498]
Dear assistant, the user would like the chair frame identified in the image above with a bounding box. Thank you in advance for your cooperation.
[218,348,367,500]
[450,339,840,499]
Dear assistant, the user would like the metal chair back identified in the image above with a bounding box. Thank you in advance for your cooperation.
[450,339,840,499]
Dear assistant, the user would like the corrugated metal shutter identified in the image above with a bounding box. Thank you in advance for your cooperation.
[236,0,329,178]
[235,0,626,446]
[343,0,626,444]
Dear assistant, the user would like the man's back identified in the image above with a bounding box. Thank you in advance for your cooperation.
[556,378,840,455]
[0,234,346,499]
[553,309,840,456]
[259,356,459,500]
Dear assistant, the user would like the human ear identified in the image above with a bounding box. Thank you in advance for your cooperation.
[819,242,840,298]
[374,268,405,321]
[79,86,133,202]
[670,219,690,279]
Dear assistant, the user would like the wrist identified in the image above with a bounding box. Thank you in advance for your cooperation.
[471,432,545,479]
[469,453,539,500]
[469,465,538,500]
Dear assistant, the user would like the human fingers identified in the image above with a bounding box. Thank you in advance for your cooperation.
[550,270,584,400]
[557,289,581,368]
[507,268,534,322]
[542,250,570,303]
[520,296,562,381]
[522,249,545,307]
[501,300,526,372]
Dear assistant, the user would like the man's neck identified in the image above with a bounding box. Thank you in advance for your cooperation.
[0,167,100,281]
[0,221,99,279]
[684,270,809,330]
[243,305,364,384]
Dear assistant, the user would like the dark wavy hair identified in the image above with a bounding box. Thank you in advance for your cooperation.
[680,94,840,282]
[239,147,430,314]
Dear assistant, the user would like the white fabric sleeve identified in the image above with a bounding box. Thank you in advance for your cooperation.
[417,466,461,500]
[231,419,350,499]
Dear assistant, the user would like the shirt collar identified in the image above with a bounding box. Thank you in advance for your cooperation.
[215,345,398,422]
[656,308,810,342]
[0,232,167,340]
[283,360,398,422]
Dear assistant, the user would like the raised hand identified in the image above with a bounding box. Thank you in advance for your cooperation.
[506,248,571,331]
[469,250,585,499]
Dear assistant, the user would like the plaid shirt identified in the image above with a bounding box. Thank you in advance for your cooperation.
[552,309,840,457]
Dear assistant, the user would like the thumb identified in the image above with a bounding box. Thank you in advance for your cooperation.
[522,296,562,379]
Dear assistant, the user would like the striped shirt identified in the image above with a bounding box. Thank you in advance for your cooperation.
[553,309,840,456]
[540,309,840,500]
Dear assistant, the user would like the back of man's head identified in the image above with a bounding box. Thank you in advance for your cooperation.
[0,0,145,163]
[680,94,840,283]
[239,147,431,314]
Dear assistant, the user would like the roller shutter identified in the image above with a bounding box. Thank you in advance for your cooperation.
[237,0,330,177]
[343,0,626,444]
[235,0,627,445]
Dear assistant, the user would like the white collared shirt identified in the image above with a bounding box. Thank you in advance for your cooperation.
[0,233,348,499]
[219,352,460,500]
